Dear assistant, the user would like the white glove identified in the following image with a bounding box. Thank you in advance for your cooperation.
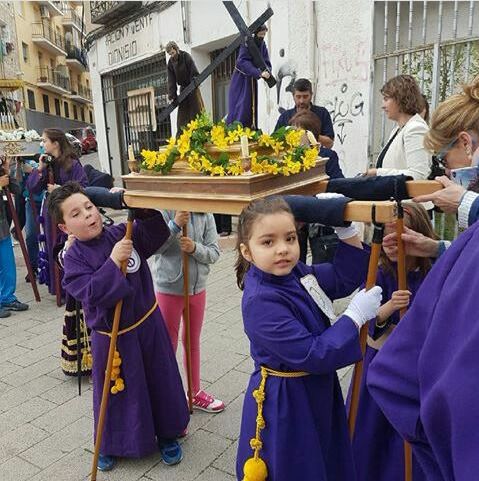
[334,224,358,240]
[315,192,345,200]
[343,286,383,329]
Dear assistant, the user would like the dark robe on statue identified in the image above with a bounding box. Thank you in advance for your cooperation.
[168,50,203,133]
[227,40,271,128]
[368,221,479,480]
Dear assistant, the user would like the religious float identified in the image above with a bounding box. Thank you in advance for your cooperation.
[122,113,399,222]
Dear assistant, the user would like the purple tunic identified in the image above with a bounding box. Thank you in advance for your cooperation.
[26,159,88,296]
[367,221,479,480]
[62,213,189,457]
[226,41,271,128]
[236,242,370,481]
[349,267,426,481]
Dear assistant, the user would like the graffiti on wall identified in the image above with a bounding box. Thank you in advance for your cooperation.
[319,41,369,88]
[275,48,297,114]
[323,82,365,145]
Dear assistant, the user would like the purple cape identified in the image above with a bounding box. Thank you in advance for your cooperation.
[63,214,189,457]
[349,267,426,481]
[368,221,479,480]
[237,242,370,481]
[26,160,88,296]
[226,41,271,129]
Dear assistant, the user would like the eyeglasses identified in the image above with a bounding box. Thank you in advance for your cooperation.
[435,137,458,167]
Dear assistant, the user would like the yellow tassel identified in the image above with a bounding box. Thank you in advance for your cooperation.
[110,350,125,394]
[243,457,267,481]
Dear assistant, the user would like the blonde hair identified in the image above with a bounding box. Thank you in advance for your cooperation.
[424,75,479,153]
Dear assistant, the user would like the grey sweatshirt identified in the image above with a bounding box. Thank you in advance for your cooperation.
[152,210,220,295]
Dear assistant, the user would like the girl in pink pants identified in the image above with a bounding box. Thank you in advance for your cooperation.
[153,210,224,413]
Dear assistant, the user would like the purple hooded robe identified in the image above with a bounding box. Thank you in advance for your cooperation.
[368,220,479,481]
[236,241,370,481]
[226,40,271,129]
[62,212,189,457]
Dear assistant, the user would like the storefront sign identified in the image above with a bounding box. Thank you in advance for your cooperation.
[98,13,156,71]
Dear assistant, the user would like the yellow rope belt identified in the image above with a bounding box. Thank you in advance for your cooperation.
[96,300,158,396]
[242,366,310,481]
[97,300,158,337]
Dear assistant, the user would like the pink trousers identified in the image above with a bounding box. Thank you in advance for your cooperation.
[155,290,206,395]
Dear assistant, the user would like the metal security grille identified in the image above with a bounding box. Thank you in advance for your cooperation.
[370,1,479,240]
[211,47,238,122]
[101,52,171,173]
[370,1,479,160]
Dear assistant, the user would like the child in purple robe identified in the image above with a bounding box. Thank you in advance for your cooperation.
[48,182,189,472]
[350,203,437,481]
[234,196,383,481]
[26,128,88,298]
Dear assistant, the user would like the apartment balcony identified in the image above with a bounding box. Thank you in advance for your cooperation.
[32,23,67,56]
[66,45,88,71]
[62,8,85,34]
[90,1,142,25]
[69,84,92,104]
[37,67,70,95]
[38,1,65,16]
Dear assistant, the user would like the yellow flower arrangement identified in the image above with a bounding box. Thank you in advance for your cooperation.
[140,112,320,177]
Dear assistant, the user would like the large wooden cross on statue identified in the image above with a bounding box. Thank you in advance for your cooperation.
[156,1,276,125]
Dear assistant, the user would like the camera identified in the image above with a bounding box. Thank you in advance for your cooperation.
[41,154,54,165]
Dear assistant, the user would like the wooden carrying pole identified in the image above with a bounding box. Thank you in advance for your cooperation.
[3,186,41,302]
[182,224,194,414]
[91,211,134,481]
[396,202,413,481]
[48,167,62,307]
[348,206,384,437]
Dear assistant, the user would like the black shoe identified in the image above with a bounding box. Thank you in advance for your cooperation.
[219,231,231,237]
[2,300,29,311]
[0,307,11,318]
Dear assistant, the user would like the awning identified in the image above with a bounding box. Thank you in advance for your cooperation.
[0,79,25,90]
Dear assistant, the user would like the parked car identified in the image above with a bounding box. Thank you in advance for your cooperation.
[69,127,97,154]
[65,132,82,158]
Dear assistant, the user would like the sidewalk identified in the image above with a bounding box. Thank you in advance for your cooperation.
[0,238,353,481]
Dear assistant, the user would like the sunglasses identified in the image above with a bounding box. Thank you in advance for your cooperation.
[435,137,458,167]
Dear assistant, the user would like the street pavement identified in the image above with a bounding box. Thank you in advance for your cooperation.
[0,161,354,480]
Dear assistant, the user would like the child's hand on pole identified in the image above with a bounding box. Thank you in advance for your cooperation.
[174,211,190,228]
[179,236,196,254]
[0,174,9,188]
[110,238,133,268]
[390,290,411,311]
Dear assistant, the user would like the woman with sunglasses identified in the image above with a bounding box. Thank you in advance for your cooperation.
[367,75,479,480]
[414,75,479,229]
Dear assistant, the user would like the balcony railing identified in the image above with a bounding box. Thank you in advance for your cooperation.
[66,45,88,69]
[38,67,70,92]
[62,8,84,32]
[70,84,92,100]
[32,23,66,53]
[90,1,142,25]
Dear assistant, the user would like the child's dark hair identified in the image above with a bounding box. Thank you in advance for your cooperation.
[380,202,438,278]
[235,196,295,290]
[47,181,88,225]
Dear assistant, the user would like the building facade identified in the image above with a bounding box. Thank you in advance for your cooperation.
[86,1,479,180]
[0,2,24,129]
[14,0,94,133]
